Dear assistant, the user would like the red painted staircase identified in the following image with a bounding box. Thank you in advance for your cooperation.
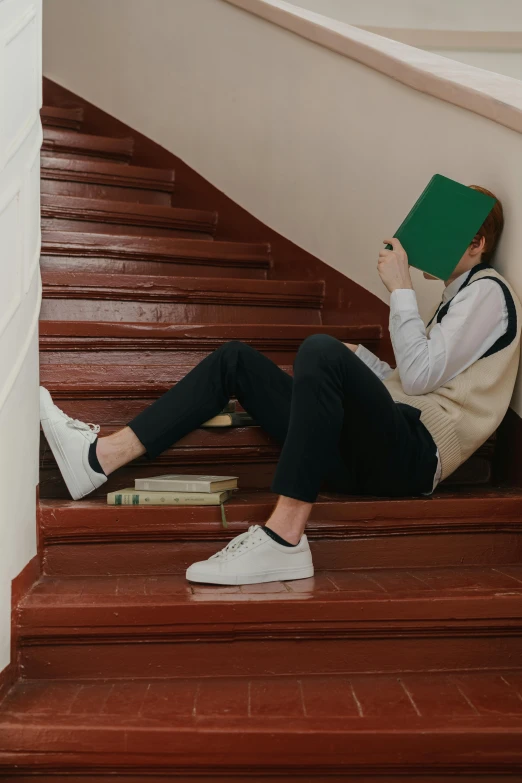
[0,94,522,780]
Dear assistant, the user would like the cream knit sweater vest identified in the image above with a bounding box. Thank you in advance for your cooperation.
[383,264,521,481]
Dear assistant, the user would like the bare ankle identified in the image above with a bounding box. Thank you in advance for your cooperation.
[96,427,146,475]
[265,495,313,545]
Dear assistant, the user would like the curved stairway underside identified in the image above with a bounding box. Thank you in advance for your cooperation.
[0,91,522,779]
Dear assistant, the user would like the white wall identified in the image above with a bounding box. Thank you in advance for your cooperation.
[42,0,522,414]
[0,0,42,670]
[288,0,522,31]
[289,0,522,80]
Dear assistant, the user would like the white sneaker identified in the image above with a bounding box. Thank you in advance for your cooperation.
[186,525,314,585]
[39,386,107,500]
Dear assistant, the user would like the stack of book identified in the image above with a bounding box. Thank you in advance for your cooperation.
[107,474,239,528]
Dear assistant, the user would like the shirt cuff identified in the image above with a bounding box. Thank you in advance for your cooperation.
[355,343,382,371]
[390,288,418,315]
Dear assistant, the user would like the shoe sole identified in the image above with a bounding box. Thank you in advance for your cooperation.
[186,563,314,585]
[40,388,93,501]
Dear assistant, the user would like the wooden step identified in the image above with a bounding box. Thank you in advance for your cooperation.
[39,423,280,496]
[38,352,491,494]
[40,231,272,279]
[39,362,287,411]
[41,157,176,205]
[38,361,286,425]
[41,194,218,238]
[1,671,522,778]
[39,322,379,367]
[17,568,522,679]
[39,490,522,576]
[40,105,83,130]
[38,414,494,499]
[40,271,324,324]
[42,128,134,163]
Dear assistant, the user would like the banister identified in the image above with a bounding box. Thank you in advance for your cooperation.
[222,0,522,134]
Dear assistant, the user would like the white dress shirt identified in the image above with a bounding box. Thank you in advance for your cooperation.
[355,269,508,492]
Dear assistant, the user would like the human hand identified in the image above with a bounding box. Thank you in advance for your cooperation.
[343,343,359,352]
[378,238,413,293]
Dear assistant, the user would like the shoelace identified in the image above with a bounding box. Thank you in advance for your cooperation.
[210,525,260,560]
[66,419,101,434]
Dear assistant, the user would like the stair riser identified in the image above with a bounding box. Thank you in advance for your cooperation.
[42,131,134,164]
[39,334,381,368]
[43,399,171,425]
[19,635,522,680]
[37,397,251,426]
[42,532,522,576]
[41,195,218,238]
[40,256,267,279]
[41,180,173,206]
[42,149,130,164]
[40,300,321,325]
[0,774,514,783]
[40,107,83,131]
[39,462,276,498]
[42,217,213,239]
[39,351,301,368]
[41,118,81,130]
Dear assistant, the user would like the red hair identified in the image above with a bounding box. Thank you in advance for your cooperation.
[468,185,504,263]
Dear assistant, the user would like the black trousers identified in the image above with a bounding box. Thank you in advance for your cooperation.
[128,335,438,503]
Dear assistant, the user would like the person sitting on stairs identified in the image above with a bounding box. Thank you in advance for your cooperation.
[40,186,521,586]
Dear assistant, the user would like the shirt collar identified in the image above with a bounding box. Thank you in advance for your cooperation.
[442,270,472,303]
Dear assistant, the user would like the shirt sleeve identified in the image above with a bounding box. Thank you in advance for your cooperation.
[390,280,508,396]
[355,343,394,381]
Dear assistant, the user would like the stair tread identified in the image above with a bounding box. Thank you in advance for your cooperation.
[41,156,176,192]
[40,105,83,130]
[41,269,325,299]
[38,487,522,542]
[41,194,218,233]
[38,423,492,458]
[3,670,522,723]
[39,425,282,472]
[1,672,522,771]
[42,128,134,162]
[19,565,522,622]
[39,362,294,393]
[42,230,271,263]
[39,321,380,340]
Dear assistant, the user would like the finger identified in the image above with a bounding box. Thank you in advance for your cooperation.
[384,237,403,251]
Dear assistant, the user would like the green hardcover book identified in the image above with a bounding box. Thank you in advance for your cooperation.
[386,174,497,280]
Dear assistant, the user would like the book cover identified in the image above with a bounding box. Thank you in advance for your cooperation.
[386,174,497,280]
[107,488,231,506]
[202,411,254,427]
[134,474,239,492]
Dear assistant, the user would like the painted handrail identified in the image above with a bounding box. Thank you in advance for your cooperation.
[223,0,522,134]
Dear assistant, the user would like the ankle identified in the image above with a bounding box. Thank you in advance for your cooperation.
[265,495,313,545]
[96,427,146,475]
